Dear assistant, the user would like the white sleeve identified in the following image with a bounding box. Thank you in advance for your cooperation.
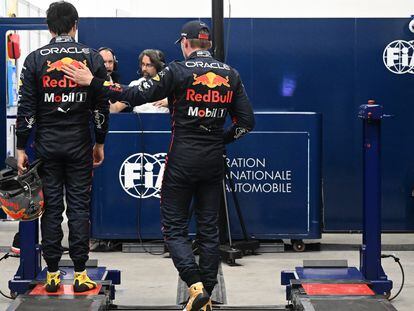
[129,77,145,87]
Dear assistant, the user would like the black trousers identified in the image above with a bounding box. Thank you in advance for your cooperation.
[161,154,223,295]
[39,151,92,271]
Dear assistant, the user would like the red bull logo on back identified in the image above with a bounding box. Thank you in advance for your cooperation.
[46,57,87,73]
[192,72,230,88]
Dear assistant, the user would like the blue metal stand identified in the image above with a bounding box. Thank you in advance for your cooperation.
[9,221,42,294]
[281,100,394,302]
[358,100,393,295]
[9,218,121,297]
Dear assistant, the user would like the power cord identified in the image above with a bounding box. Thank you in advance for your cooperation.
[0,252,19,300]
[135,112,165,256]
[381,254,404,301]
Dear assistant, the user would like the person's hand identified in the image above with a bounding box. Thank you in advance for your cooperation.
[16,149,29,175]
[109,101,129,113]
[93,143,104,168]
[62,61,93,86]
[152,98,168,108]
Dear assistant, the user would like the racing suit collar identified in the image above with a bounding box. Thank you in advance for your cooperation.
[50,35,75,44]
[187,50,212,59]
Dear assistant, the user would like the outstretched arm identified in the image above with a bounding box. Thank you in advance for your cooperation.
[62,63,176,107]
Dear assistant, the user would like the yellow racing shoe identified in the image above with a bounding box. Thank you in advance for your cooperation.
[200,298,212,311]
[45,270,61,292]
[183,282,210,311]
[73,270,97,292]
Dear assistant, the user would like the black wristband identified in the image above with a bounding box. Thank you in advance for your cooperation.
[16,135,29,150]
[90,77,105,91]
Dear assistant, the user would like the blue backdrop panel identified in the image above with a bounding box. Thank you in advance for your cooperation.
[78,18,187,84]
[91,113,321,240]
[227,132,309,236]
[91,113,171,239]
[78,17,414,231]
[225,112,321,239]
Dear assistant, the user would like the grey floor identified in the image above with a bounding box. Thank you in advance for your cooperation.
[0,220,413,311]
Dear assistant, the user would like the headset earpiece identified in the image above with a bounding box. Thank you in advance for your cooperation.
[98,46,118,71]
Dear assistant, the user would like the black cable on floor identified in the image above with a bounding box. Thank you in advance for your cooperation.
[381,254,405,301]
[0,252,19,300]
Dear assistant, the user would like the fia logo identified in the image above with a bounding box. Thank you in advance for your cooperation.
[119,153,166,199]
[383,40,414,74]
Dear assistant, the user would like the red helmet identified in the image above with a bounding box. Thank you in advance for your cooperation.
[0,159,44,221]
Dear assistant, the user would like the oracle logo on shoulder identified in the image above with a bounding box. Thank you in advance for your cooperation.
[40,47,90,56]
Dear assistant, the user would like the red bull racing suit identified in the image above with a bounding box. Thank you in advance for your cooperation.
[16,35,109,272]
[89,50,254,293]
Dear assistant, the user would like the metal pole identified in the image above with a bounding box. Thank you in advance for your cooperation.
[222,179,233,247]
[361,100,382,280]
[224,159,249,240]
[212,0,224,62]
[358,99,393,295]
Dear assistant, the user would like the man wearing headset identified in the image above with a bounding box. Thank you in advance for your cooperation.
[62,20,254,311]
[110,49,169,113]
[98,47,120,83]
[98,47,129,113]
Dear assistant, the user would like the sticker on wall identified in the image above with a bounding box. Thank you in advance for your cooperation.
[119,154,294,199]
[225,157,293,194]
[119,153,166,199]
[383,40,414,74]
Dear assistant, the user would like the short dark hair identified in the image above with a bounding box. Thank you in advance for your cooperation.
[138,49,166,73]
[188,30,212,50]
[46,1,79,35]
